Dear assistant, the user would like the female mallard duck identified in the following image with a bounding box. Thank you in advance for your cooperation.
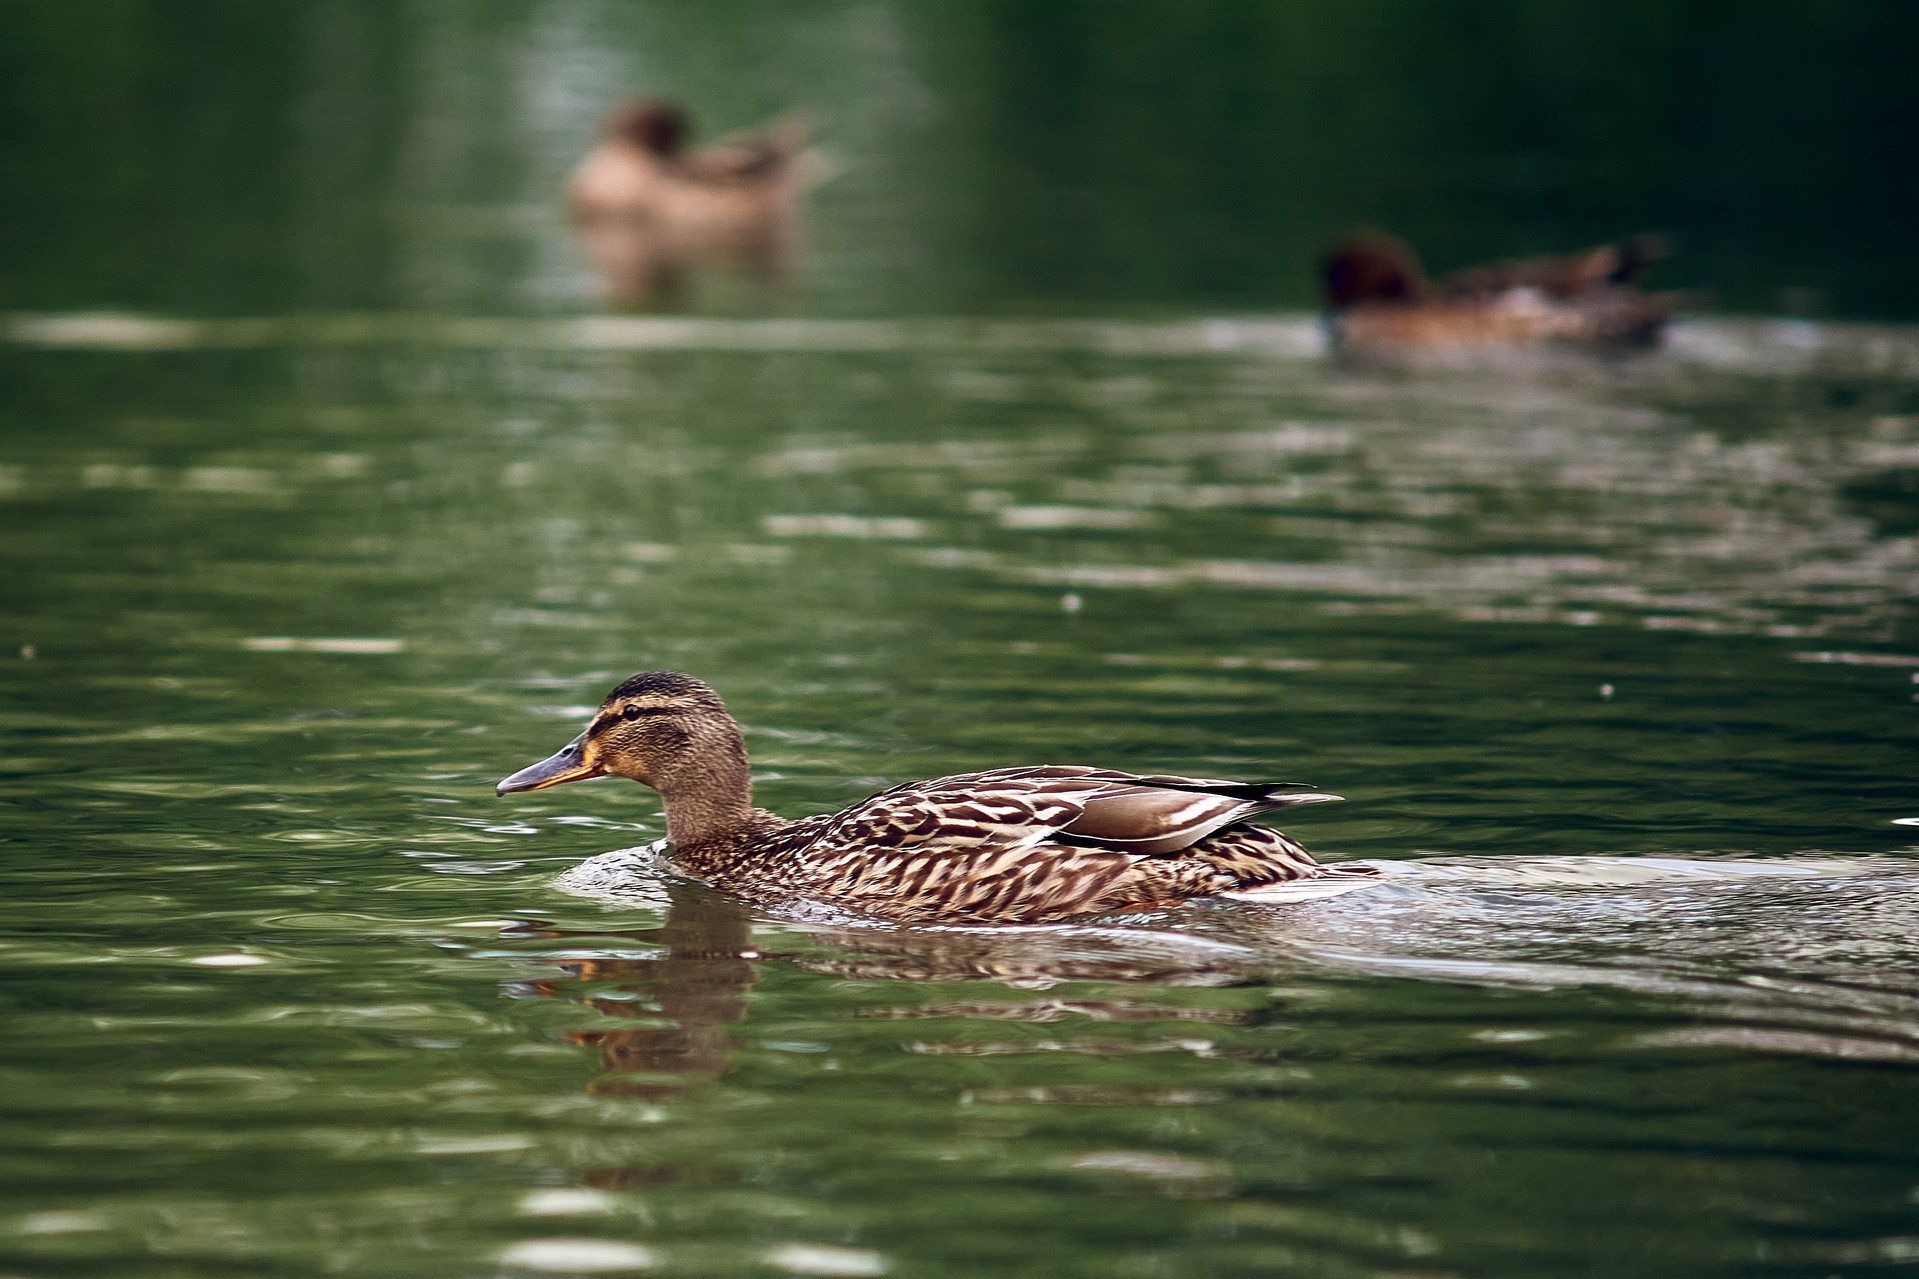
[496,672,1378,925]
[568,99,814,304]
[1321,230,1679,356]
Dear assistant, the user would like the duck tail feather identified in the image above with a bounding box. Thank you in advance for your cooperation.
[1261,790,1343,809]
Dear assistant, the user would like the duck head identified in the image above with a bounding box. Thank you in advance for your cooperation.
[496,671,742,796]
[610,98,689,159]
[1322,232,1427,308]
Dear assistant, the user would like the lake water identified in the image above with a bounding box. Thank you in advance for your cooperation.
[3,6,1919,1278]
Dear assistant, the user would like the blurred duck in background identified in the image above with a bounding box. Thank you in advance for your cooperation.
[569,98,818,307]
[1321,230,1681,359]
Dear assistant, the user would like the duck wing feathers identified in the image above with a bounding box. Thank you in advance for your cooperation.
[1438,234,1668,301]
[805,766,1340,861]
[679,116,811,184]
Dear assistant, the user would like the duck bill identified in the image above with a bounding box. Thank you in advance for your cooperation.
[496,733,605,795]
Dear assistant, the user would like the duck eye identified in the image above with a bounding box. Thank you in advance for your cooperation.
[621,704,643,721]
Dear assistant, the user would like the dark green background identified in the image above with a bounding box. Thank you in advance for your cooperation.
[2,0,1916,317]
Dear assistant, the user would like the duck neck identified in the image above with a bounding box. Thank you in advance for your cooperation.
[655,727,757,848]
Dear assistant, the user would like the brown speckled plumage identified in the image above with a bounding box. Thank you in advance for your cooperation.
[498,672,1377,924]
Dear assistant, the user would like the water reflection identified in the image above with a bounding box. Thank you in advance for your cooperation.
[534,847,1919,1072]
[510,876,1286,1198]
[521,865,1272,1074]
[512,882,756,1100]
[469,847,1919,1268]
[10,310,1913,648]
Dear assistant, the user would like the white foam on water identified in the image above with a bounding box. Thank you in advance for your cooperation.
[500,1238,658,1272]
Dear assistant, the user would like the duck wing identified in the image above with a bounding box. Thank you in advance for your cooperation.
[812,766,1339,861]
[682,115,811,183]
[1439,234,1669,301]
[811,781,1086,861]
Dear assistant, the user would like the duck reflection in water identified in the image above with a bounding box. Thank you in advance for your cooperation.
[506,853,1919,1201]
[568,98,817,307]
[513,880,1273,1094]
[1320,230,1684,360]
[515,855,1919,1092]
[508,881,1277,1189]
[511,883,758,1102]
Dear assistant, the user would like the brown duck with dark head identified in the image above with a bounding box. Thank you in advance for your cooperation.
[1321,230,1680,356]
[497,672,1377,925]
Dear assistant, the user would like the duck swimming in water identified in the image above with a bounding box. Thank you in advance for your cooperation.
[496,672,1378,925]
[568,99,815,305]
[1321,230,1679,357]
